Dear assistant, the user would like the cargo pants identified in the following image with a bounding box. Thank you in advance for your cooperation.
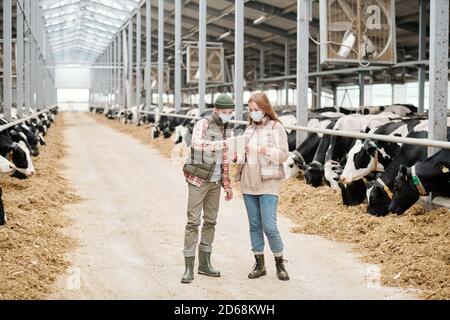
[183,181,221,257]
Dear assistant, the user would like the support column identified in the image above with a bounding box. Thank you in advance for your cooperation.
[235,0,244,120]
[118,32,123,106]
[136,7,142,115]
[296,0,309,146]
[17,0,25,118]
[259,46,265,81]
[174,0,182,113]
[315,37,322,110]
[284,39,290,107]
[428,0,449,155]
[332,85,338,107]
[359,71,365,106]
[24,0,31,115]
[128,19,134,110]
[418,0,427,113]
[113,36,117,106]
[122,29,127,108]
[146,0,152,108]
[198,0,207,114]
[3,0,12,121]
[158,0,164,113]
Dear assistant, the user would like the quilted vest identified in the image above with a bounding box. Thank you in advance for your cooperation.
[183,112,226,181]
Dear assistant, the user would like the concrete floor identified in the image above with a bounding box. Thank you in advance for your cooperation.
[50,112,415,300]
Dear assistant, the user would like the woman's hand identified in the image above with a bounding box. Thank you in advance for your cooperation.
[245,144,267,155]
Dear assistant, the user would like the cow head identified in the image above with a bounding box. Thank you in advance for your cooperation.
[162,127,173,139]
[19,124,40,156]
[388,165,420,215]
[10,141,35,179]
[340,139,384,185]
[151,127,161,139]
[324,160,342,190]
[283,153,301,179]
[367,179,391,216]
[338,179,368,206]
[173,125,190,145]
[0,155,15,174]
[304,161,324,187]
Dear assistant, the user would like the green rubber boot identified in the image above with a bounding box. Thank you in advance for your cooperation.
[181,256,195,284]
[248,254,267,279]
[198,245,221,277]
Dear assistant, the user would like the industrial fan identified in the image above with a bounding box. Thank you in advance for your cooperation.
[319,0,396,64]
[147,63,170,91]
[186,44,224,83]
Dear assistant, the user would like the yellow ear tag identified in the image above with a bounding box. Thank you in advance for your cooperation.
[442,166,449,174]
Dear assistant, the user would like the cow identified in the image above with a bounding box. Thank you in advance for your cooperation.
[340,119,424,185]
[389,149,450,215]
[172,109,202,145]
[152,107,195,139]
[359,104,418,117]
[0,129,36,180]
[367,129,449,216]
[302,113,401,189]
[302,119,339,187]
[0,155,17,226]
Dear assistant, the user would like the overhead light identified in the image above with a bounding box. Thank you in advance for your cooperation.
[217,30,232,40]
[253,15,269,25]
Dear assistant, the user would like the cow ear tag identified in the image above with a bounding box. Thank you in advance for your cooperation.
[441,165,449,174]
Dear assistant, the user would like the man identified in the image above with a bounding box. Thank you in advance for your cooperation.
[181,94,235,284]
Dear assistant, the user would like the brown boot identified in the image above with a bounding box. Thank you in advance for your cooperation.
[275,256,290,281]
[248,254,266,279]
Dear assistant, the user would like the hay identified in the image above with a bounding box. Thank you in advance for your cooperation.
[91,112,450,300]
[0,114,82,300]
[279,178,450,300]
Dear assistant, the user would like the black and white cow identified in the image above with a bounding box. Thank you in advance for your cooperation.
[389,149,450,215]
[0,154,17,225]
[367,121,450,216]
[359,104,418,117]
[339,120,423,185]
[152,107,195,139]
[302,119,339,187]
[0,129,36,180]
[332,119,424,207]
[307,113,401,190]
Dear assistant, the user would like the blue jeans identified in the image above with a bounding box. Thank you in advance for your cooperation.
[243,194,284,255]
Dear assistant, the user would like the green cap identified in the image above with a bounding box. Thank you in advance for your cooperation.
[214,94,235,109]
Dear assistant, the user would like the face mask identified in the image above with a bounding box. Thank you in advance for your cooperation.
[250,111,265,122]
[218,112,234,124]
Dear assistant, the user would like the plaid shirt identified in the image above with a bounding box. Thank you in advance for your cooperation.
[184,118,231,191]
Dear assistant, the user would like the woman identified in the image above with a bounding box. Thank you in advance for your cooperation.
[234,92,290,281]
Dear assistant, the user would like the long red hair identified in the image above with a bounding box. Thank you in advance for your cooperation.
[248,92,280,125]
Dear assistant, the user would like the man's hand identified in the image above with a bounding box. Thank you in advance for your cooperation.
[224,189,233,201]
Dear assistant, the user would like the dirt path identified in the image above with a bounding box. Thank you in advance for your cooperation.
[50,113,415,299]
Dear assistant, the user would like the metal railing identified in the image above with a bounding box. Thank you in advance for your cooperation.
[0,106,57,132]
[138,110,450,150]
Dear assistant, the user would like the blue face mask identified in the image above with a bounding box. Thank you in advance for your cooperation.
[218,112,234,124]
[250,111,265,122]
